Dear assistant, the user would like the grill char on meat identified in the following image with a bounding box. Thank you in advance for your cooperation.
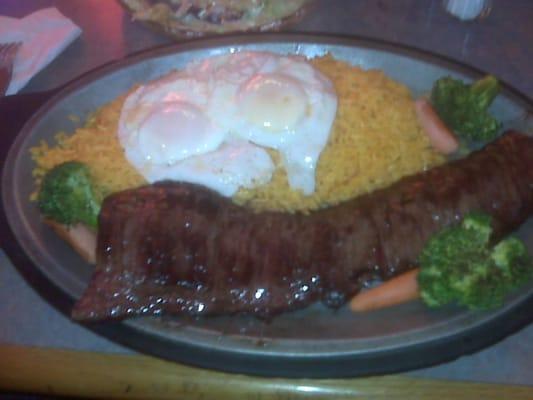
[72,131,533,321]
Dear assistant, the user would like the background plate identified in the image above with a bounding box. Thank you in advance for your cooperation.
[2,34,533,378]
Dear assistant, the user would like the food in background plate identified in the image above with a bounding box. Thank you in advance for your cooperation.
[120,0,312,37]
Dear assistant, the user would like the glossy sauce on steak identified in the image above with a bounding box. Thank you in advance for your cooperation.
[72,132,533,321]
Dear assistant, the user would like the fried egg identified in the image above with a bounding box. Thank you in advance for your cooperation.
[118,51,338,196]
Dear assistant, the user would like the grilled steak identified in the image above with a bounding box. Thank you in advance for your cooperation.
[72,131,533,321]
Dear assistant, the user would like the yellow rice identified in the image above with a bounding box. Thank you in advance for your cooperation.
[31,55,444,211]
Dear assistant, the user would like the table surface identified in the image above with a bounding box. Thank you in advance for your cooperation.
[1,0,532,387]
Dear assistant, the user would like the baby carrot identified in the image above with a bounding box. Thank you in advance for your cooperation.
[350,268,420,312]
[415,98,459,155]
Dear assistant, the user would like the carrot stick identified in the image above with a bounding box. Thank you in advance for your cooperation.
[45,220,97,264]
[414,98,459,155]
[349,268,420,312]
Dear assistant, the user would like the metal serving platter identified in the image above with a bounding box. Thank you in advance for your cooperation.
[2,34,532,378]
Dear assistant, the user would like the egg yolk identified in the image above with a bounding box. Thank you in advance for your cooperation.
[137,101,224,165]
[238,73,307,132]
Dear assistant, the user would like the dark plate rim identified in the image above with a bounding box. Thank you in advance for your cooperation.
[1,32,532,378]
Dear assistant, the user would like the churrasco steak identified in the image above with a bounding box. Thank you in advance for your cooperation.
[72,131,533,321]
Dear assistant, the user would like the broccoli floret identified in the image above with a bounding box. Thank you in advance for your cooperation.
[418,213,533,310]
[462,212,492,242]
[38,161,101,229]
[430,75,501,142]
[491,238,533,284]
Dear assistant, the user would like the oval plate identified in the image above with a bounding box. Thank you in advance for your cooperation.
[2,34,533,378]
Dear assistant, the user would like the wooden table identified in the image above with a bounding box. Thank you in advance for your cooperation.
[1,344,532,399]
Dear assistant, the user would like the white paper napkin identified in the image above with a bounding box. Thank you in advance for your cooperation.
[0,7,82,95]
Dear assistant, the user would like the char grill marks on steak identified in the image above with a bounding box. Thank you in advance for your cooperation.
[72,131,533,321]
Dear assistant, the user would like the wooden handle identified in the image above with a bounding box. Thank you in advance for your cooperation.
[0,344,531,399]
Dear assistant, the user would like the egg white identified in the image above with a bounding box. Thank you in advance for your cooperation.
[117,51,338,197]
[205,52,338,195]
